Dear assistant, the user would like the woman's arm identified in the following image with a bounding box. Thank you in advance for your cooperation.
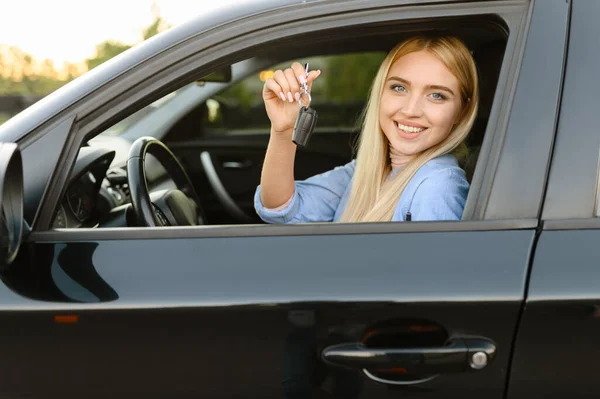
[255,161,355,224]
[259,62,320,209]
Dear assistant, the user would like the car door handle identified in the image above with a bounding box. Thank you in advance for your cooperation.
[321,337,496,375]
[199,151,254,223]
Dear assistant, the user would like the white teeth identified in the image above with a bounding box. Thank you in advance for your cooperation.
[396,122,425,133]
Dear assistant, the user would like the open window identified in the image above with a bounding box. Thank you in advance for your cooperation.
[51,13,508,229]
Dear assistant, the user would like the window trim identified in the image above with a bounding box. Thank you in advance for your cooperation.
[32,0,534,233]
[543,218,600,231]
[29,218,537,243]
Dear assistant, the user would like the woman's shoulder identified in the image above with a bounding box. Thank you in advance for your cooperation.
[407,154,469,195]
[411,154,467,185]
[396,154,469,221]
[417,154,465,177]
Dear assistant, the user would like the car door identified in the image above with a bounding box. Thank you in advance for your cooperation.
[507,1,600,397]
[0,0,567,398]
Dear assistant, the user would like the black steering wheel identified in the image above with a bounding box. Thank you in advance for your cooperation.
[126,137,205,227]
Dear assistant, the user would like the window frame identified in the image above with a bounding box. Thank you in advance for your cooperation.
[541,0,599,224]
[30,0,554,238]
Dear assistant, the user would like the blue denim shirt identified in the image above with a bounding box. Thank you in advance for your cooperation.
[254,154,469,223]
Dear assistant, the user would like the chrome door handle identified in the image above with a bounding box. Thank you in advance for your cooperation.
[222,160,252,169]
[199,151,254,223]
[322,337,496,375]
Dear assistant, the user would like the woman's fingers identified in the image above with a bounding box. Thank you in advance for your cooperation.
[284,68,300,102]
[265,63,322,104]
[273,70,291,102]
[291,62,321,91]
[306,70,321,88]
[263,78,284,101]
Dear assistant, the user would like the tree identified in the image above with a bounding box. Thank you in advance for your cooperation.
[84,15,170,72]
[0,13,172,97]
[85,40,132,71]
[323,53,386,102]
[143,16,170,40]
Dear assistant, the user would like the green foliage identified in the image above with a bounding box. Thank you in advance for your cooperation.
[143,16,170,40]
[0,15,171,128]
[322,52,386,101]
[0,15,169,98]
[85,41,132,71]
[0,45,70,95]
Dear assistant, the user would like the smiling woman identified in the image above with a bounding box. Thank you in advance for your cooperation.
[255,35,478,224]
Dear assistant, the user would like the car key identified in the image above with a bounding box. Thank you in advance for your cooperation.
[292,63,318,147]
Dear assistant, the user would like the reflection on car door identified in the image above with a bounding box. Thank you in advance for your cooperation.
[0,222,534,399]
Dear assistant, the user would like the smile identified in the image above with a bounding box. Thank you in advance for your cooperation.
[395,121,427,134]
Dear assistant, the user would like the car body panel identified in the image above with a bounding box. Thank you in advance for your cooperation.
[507,2,600,398]
[541,0,599,221]
[475,0,568,220]
[0,228,534,398]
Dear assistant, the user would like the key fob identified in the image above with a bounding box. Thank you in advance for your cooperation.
[292,106,318,147]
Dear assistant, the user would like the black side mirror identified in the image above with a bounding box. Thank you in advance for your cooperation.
[0,143,24,271]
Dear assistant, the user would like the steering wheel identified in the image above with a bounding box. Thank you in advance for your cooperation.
[126,137,205,227]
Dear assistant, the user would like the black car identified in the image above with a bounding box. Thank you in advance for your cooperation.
[0,0,596,397]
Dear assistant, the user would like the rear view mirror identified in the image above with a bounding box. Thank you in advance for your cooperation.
[0,143,23,271]
[196,65,232,85]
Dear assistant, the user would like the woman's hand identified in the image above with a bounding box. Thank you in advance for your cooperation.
[263,62,320,138]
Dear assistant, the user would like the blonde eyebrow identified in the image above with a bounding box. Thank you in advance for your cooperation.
[387,76,455,96]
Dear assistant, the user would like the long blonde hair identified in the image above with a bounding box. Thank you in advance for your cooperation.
[339,36,479,223]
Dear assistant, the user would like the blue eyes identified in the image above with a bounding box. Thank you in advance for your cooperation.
[390,84,446,101]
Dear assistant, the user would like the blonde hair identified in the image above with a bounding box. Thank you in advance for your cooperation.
[339,36,479,223]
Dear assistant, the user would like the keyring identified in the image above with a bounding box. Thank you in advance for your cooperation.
[298,91,311,108]
[298,62,311,107]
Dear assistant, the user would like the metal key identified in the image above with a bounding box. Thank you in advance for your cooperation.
[292,62,318,147]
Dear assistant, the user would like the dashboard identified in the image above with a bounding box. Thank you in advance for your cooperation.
[51,147,123,229]
[54,171,98,228]
[51,138,176,229]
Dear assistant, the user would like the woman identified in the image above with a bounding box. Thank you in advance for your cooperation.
[254,36,479,223]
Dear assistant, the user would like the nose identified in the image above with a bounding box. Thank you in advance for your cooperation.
[400,93,423,117]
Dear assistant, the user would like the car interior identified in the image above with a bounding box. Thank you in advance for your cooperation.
[51,14,508,229]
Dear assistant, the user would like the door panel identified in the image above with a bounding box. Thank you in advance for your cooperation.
[168,131,356,224]
[508,228,600,398]
[6,226,535,398]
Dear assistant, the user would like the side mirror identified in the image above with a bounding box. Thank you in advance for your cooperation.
[196,65,232,85]
[0,143,23,271]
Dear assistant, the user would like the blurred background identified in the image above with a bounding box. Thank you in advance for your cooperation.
[0,0,385,128]
[0,0,226,125]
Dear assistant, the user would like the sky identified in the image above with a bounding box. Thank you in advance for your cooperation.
[0,0,244,69]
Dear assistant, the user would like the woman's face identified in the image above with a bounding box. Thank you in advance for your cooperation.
[379,50,463,165]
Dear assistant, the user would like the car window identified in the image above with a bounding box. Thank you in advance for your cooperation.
[203,52,386,135]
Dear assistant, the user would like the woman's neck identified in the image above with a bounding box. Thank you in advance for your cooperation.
[389,145,413,170]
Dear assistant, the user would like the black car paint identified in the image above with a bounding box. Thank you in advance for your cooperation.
[3,227,532,398]
[507,1,600,398]
[0,0,596,398]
